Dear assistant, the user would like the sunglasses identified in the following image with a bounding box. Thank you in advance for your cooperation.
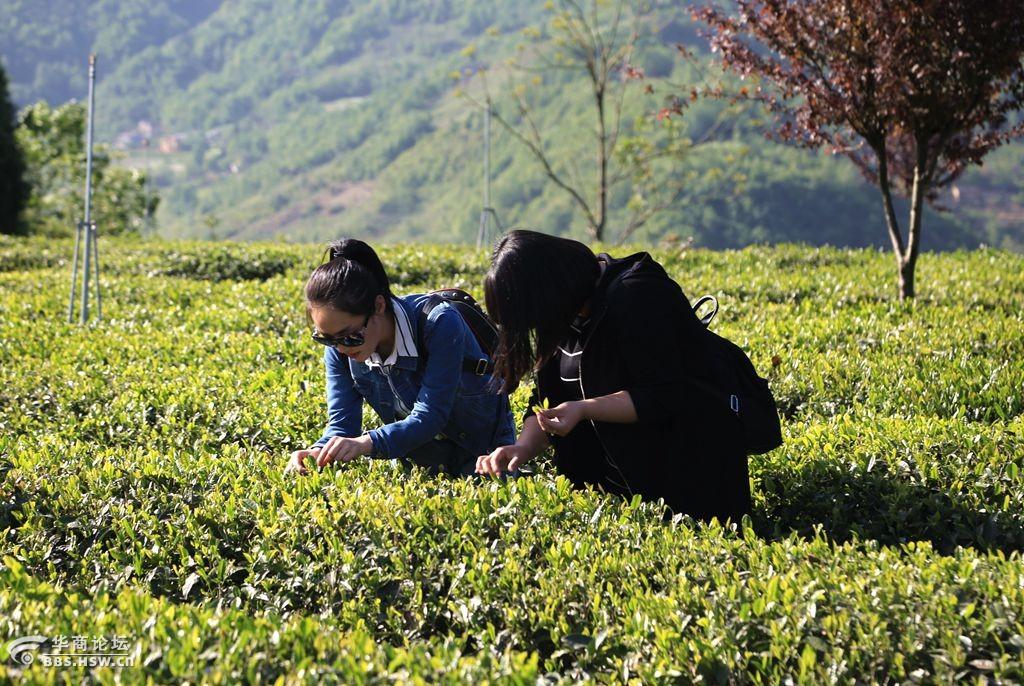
[311,312,372,348]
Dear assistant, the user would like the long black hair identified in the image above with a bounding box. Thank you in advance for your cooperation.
[305,238,394,320]
[484,229,600,392]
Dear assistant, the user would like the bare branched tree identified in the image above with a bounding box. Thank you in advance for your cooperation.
[461,0,729,244]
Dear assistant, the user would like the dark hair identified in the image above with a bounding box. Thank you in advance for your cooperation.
[305,238,394,321]
[484,229,600,392]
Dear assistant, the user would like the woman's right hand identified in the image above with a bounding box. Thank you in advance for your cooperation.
[285,448,321,476]
[476,444,531,477]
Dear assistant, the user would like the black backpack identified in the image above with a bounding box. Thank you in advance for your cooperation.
[691,295,783,455]
[416,288,499,376]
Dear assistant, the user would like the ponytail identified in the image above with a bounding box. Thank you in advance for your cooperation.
[305,238,394,317]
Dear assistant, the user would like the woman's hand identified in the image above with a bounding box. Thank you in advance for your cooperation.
[476,444,532,476]
[285,448,321,476]
[535,401,587,437]
[476,416,548,477]
[285,434,373,475]
[316,434,374,467]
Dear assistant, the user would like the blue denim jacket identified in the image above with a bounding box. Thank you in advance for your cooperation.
[311,293,515,459]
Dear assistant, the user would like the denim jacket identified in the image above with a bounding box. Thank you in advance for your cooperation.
[311,293,515,459]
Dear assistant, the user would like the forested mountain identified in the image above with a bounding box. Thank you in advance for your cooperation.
[2,1,1021,249]
[0,0,219,107]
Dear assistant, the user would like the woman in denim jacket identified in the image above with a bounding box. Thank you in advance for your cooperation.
[287,238,515,476]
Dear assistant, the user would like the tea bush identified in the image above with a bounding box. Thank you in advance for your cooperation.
[1,237,1022,683]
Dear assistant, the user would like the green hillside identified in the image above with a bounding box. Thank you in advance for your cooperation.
[2,1,1022,248]
[0,0,219,106]
[2,237,1023,681]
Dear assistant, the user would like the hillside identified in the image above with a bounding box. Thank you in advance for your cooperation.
[1,1,1021,249]
[0,0,219,106]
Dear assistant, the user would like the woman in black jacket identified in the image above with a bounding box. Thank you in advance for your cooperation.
[475,229,751,524]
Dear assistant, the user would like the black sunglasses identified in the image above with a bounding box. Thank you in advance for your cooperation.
[312,312,372,348]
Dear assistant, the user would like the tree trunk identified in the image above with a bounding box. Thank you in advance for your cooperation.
[876,145,910,298]
[898,259,915,300]
[901,140,929,300]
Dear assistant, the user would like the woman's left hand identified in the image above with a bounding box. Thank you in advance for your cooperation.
[535,401,587,437]
[317,434,374,467]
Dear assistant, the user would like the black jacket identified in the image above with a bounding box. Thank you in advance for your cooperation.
[528,251,751,523]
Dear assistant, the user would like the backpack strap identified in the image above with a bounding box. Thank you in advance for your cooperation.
[692,295,719,328]
[416,294,495,376]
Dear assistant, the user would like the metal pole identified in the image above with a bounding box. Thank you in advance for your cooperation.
[484,104,491,212]
[476,106,492,250]
[91,222,102,320]
[68,220,82,322]
[80,54,96,324]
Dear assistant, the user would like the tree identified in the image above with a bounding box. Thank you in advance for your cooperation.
[695,0,1024,299]
[462,0,705,244]
[0,62,29,235]
[15,101,159,236]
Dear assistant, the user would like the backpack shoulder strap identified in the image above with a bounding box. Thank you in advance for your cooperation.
[415,292,494,376]
[414,293,444,365]
[692,295,719,328]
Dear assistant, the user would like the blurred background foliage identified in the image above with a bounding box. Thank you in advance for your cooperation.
[0,0,1020,249]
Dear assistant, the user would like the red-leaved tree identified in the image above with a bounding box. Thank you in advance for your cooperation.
[694,0,1024,298]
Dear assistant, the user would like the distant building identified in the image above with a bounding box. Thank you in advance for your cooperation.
[114,131,147,150]
[158,135,181,154]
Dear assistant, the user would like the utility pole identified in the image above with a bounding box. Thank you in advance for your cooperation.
[476,104,502,250]
[68,54,102,324]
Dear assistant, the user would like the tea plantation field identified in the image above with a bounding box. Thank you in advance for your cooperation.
[1,236,1023,684]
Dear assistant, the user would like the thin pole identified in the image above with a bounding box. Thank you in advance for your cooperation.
[476,106,492,250]
[68,220,82,322]
[80,54,96,324]
[91,222,102,320]
[484,104,491,211]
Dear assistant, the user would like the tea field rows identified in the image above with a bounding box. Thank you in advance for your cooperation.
[1,237,1022,683]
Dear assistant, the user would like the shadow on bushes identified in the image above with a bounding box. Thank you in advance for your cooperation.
[145,249,297,281]
[753,460,1024,555]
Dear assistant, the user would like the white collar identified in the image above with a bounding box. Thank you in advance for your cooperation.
[365,297,418,368]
